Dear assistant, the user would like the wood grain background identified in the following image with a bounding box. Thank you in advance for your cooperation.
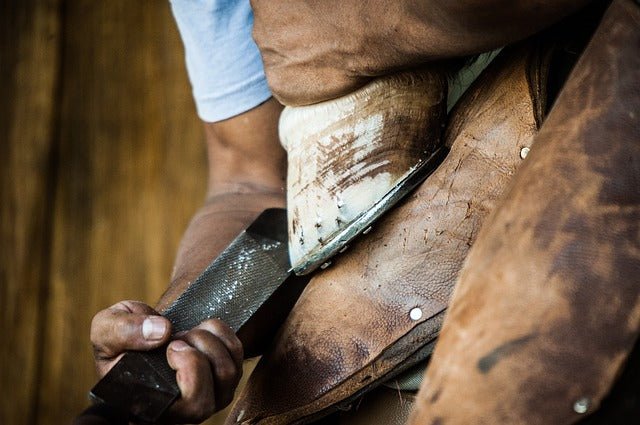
[0,1,244,423]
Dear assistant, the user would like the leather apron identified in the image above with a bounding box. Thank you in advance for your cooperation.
[409,0,640,424]
[225,2,622,423]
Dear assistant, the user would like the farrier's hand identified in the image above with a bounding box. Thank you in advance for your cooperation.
[251,0,590,106]
[90,300,243,423]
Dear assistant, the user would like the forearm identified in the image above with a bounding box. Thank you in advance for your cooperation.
[156,98,286,313]
[156,191,285,311]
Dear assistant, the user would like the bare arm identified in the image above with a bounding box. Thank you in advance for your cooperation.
[90,98,285,423]
[157,97,286,312]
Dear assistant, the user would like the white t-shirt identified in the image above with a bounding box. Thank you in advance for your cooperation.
[170,0,271,122]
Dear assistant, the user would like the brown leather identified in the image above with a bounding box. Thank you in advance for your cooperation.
[409,1,640,424]
[226,37,553,425]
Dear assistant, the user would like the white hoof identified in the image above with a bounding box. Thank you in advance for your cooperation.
[280,69,447,274]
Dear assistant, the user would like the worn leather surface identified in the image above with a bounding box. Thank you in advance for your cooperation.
[409,1,640,424]
[226,37,553,425]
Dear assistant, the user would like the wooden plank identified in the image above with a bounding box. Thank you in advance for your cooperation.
[37,0,208,423]
[0,0,61,423]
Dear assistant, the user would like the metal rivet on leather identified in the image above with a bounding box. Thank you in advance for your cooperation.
[320,261,332,270]
[519,146,530,159]
[573,397,590,414]
[409,307,423,321]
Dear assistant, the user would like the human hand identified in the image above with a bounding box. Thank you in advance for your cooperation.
[90,301,243,423]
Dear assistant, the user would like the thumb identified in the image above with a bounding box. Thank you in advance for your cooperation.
[91,301,172,360]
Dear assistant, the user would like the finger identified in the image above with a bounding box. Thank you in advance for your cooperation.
[182,328,242,408]
[91,301,171,360]
[110,300,159,316]
[166,340,216,423]
[197,319,244,370]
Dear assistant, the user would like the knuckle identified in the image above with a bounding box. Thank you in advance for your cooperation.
[90,309,110,335]
[185,328,210,347]
[178,345,201,364]
[228,338,243,358]
[174,346,203,364]
[196,320,230,341]
[111,300,136,313]
[216,363,239,385]
[92,346,107,363]
[89,315,102,344]
[113,316,136,339]
[201,317,226,330]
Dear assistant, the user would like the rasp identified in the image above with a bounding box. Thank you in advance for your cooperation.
[87,208,303,424]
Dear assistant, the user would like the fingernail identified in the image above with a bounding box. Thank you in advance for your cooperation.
[169,340,191,352]
[142,316,167,341]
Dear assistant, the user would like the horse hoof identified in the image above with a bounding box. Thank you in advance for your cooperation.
[280,69,447,274]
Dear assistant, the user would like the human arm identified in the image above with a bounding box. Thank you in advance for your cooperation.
[250,0,592,105]
[156,97,286,312]
[90,98,286,423]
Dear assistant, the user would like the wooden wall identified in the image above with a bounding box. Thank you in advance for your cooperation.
[1,1,241,423]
